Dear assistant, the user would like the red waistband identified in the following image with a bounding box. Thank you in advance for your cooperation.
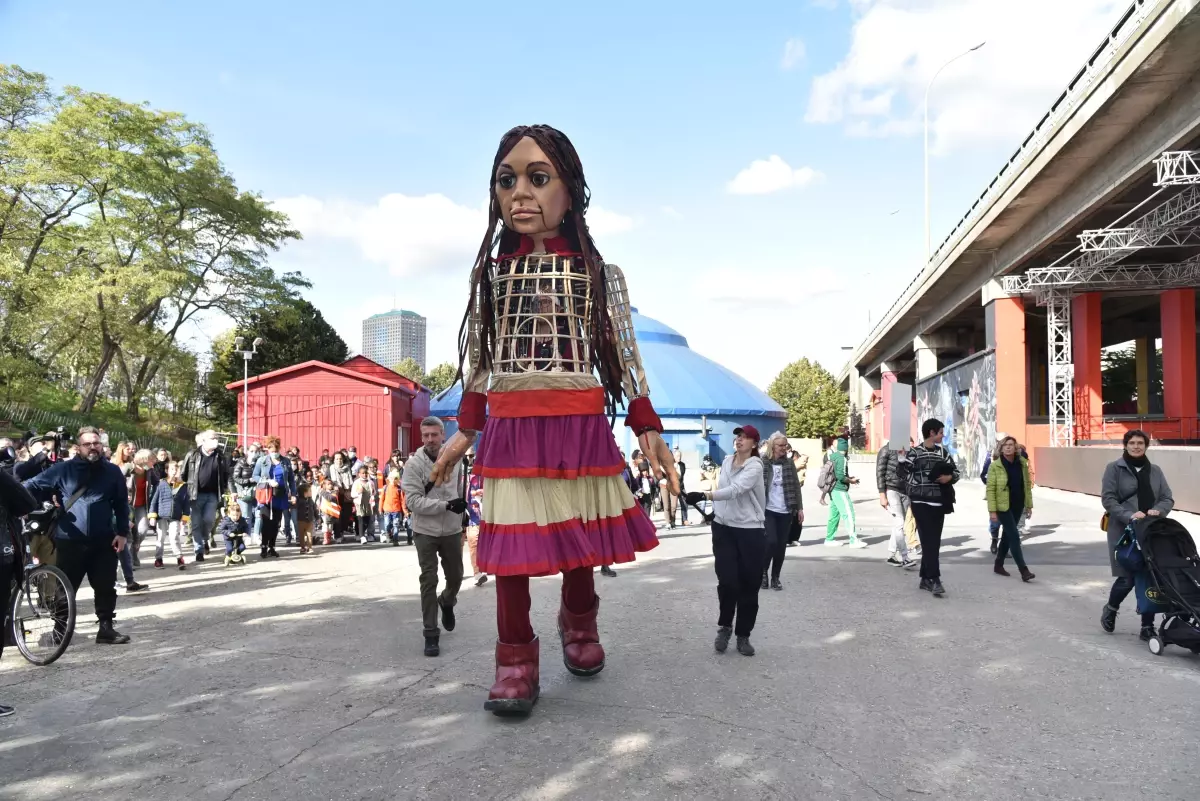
[488,387,604,418]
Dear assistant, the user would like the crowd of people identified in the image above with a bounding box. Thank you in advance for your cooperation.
[0,417,1184,720]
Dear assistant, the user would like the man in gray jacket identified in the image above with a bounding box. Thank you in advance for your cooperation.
[401,416,467,657]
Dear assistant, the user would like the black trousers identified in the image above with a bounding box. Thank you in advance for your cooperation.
[787,514,803,544]
[712,522,766,637]
[763,510,790,579]
[910,503,946,580]
[54,537,118,623]
[260,509,282,552]
[1108,575,1155,626]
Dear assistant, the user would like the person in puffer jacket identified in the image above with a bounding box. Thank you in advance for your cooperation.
[148,461,190,570]
[898,419,960,597]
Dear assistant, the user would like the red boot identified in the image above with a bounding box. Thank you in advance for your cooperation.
[484,637,540,716]
[558,594,605,676]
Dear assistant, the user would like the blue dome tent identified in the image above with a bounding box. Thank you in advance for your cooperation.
[427,309,786,466]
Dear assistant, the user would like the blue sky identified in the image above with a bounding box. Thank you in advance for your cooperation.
[0,0,1128,388]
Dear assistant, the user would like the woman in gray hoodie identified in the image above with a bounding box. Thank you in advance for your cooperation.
[687,425,766,657]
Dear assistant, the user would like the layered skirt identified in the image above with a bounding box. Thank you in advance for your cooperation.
[473,373,659,577]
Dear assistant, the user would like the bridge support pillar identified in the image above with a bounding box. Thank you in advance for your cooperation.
[1161,289,1197,434]
[986,294,1027,449]
[914,336,939,380]
[1072,293,1103,441]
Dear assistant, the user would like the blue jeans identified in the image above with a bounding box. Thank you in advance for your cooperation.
[119,542,135,584]
[281,506,297,543]
[383,512,402,542]
[191,492,220,555]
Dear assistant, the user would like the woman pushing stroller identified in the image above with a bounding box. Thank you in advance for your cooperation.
[1100,429,1175,642]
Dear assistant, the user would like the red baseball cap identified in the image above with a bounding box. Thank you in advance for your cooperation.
[733,425,761,441]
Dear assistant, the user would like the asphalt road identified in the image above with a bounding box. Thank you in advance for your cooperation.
[2,483,1198,800]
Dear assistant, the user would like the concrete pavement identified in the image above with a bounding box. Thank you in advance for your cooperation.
[2,483,1198,800]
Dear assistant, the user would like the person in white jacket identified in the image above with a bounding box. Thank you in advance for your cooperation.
[686,425,766,656]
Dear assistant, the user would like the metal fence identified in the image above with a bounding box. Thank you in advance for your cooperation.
[0,402,193,453]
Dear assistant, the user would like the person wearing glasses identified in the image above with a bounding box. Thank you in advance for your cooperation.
[23,426,133,645]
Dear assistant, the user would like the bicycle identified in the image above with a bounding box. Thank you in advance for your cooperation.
[4,506,77,666]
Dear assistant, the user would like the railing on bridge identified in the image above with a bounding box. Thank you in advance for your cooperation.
[855,0,1168,355]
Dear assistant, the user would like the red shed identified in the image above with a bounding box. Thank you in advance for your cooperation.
[226,359,430,462]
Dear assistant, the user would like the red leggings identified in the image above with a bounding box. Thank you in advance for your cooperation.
[496,567,595,644]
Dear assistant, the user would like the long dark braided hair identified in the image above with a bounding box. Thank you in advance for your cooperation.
[455,125,626,416]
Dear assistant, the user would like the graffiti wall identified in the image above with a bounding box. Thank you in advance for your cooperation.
[916,351,997,480]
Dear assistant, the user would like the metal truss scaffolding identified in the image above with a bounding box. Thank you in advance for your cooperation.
[1001,150,1200,446]
[1045,290,1075,448]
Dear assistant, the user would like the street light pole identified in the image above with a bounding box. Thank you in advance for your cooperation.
[232,336,264,450]
[924,41,986,263]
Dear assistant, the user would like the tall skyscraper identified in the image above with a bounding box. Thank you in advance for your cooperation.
[362,309,427,372]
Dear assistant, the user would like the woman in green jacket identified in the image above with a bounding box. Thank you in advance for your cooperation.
[986,436,1035,581]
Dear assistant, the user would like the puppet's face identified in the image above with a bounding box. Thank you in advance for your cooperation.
[495,137,570,238]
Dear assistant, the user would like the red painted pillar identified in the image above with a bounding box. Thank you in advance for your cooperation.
[992,297,1027,447]
[1072,293,1103,441]
[880,371,897,449]
[1161,289,1197,434]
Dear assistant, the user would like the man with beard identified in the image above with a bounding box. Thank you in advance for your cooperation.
[23,426,132,644]
[401,417,466,657]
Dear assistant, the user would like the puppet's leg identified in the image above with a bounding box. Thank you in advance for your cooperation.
[485,575,540,715]
[558,566,605,676]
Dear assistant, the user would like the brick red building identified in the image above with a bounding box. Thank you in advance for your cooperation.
[227,357,431,461]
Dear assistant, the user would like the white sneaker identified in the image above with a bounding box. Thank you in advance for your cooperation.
[824,540,843,547]
[850,540,869,549]
[359,536,367,545]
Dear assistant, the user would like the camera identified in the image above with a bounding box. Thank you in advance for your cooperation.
[29,426,72,461]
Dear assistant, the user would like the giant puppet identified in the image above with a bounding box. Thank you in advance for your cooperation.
[430,125,678,716]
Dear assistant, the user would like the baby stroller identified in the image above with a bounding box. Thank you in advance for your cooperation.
[1126,518,1200,656]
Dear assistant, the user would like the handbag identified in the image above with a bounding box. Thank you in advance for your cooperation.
[254,486,272,506]
[1101,489,1137,531]
[1114,524,1145,573]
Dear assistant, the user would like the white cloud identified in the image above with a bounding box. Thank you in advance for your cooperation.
[805,0,1127,153]
[272,193,486,277]
[661,205,684,220]
[727,155,821,195]
[585,205,635,235]
[781,38,806,70]
[272,194,635,277]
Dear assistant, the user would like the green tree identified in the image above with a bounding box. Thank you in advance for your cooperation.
[0,65,303,418]
[422,362,457,395]
[203,299,349,424]
[767,358,848,438]
[391,357,424,384]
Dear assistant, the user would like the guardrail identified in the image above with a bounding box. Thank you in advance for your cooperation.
[0,402,192,453]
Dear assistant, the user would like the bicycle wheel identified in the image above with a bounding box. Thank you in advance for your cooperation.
[10,564,76,666]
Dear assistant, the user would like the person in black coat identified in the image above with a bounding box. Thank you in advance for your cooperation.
[1,468,38,717]
[22,426,133,645]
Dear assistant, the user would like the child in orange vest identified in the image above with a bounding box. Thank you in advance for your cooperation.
[380,470,408,546]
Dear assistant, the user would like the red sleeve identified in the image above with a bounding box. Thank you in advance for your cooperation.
[458,391,488,432]
[624,396,663,434]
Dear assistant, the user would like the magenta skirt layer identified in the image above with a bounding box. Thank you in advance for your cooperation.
[475,412,658,578]
[477,504,659,577]
[473,413,625,479]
